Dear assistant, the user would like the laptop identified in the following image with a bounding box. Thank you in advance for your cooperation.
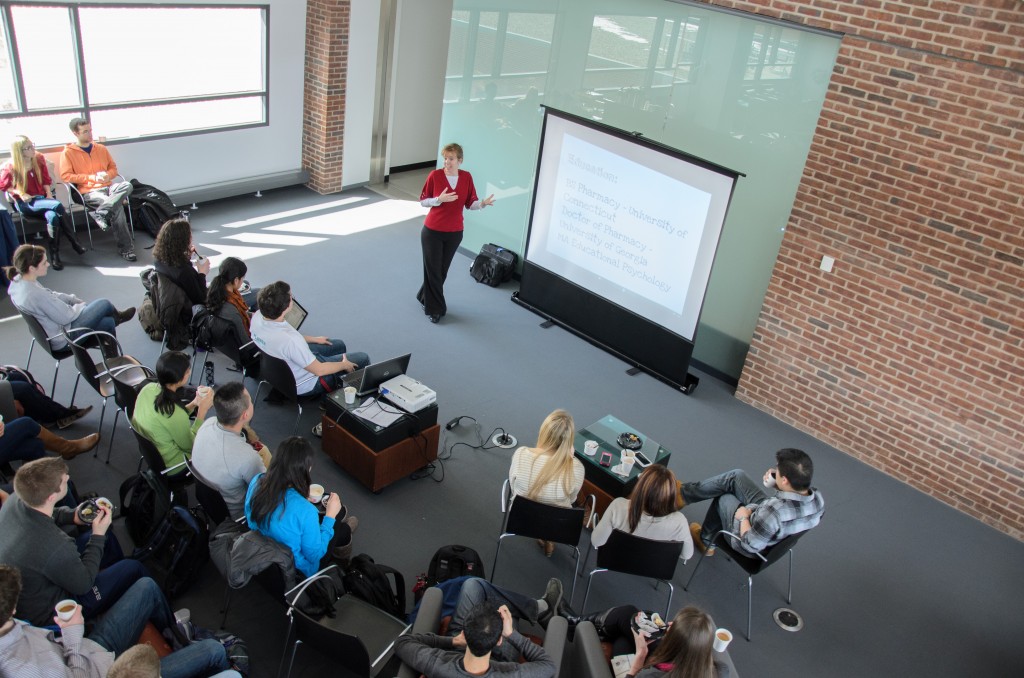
[284,297,308,331]
[342,353,412,397]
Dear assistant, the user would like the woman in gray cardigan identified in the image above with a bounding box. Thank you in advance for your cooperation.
[5,244,135,350]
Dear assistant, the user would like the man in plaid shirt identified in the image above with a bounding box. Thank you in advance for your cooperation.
[680,448,824,556]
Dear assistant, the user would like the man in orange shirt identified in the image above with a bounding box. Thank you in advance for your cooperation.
[59,118,136,261]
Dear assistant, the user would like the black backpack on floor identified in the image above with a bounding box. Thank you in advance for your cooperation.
[470,243,517,286]
[427,544,485,586]
[119,469,172,545]
[133,505,211,599]
[129,179,180,237]
[342,553,406,618]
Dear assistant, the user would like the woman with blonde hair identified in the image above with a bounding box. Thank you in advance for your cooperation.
[592,464,693,560]
[508,409,585,556]
[0,136,84,270]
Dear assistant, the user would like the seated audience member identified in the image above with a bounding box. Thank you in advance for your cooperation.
[192,382,271,519]
[680,448,825,556]
[153,217,210,306]
[508,409,584,557]
[244,436,357,575]
[592,464,693,561]
[59,117,136,261]
[564,603,730,678]
[249,280,370,397]
[2,372,92,428]
[0,413,99,465]
[395,576,560,676]
[132,351,213,473]
[0,565,233,678]
[205,257,259,367]
[0,458,148,625]
[0,135,85,270]
[5,244,135,350]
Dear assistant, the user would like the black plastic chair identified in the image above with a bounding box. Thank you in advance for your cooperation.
[491,479,596,604]
[131,427,193,503]
[105,360,155,464]
[183,457,230,527]
[20,311,85,396]
[580,529,685,618]
[253,353,305,434]
[66,330,145,454]
[685,528,809,640]
[282,567,410,678]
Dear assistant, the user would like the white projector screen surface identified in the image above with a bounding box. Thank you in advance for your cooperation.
[526,113,736,340]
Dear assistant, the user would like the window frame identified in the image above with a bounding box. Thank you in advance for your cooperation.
[0,1,270,148]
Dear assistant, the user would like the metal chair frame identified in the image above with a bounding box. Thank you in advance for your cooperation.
[684,528,807,640]
[491,479,595,603]
[21,312,87,397]
[66,330,142,454]
[580,529,685,619]
[61,175,134,248]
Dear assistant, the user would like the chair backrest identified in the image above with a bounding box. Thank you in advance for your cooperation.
[596,530,684,581]
[505,494,586,547]
[132,427,169,475]
[183,458,231,526]
[67,333,106,393]
[109,366,152,417]
[722,529,810,576]
[20,311,69,359]
[0,380,18,422]
[260,353,298,402]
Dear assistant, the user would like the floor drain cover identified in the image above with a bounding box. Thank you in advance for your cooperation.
[773,608,803,632]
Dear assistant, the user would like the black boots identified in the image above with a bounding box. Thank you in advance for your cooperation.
[556,597,614,640]
[47,238,63,270]
[46,218,85,271]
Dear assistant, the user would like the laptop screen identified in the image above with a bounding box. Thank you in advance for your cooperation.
[284,298,308,331]
[345,353,412,395]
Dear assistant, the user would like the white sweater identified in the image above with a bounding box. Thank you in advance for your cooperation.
[591,496,694,561]
[508,446,584,508]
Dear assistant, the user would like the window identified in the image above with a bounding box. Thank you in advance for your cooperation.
[745,25,801,81]
[0,3,267,148]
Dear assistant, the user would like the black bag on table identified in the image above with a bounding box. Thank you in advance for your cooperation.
[470,243,517,286]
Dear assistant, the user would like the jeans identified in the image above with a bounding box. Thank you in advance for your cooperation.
[87,577,229,678]
[75,558,149,619]
[76,531,126,570]
[83,181,133,250]
[305,340,370,397]
[449,577,539,661]
[8,379,75,423]
[680,469,768,545]
[15,197,66,235]
[69,298,118,337]
[0,417,45,466]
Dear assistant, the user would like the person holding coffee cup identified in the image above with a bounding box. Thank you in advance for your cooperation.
[133,350,215,474]
[244,436,359,575]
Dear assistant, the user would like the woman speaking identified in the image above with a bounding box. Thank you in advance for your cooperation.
[416,143,494,324]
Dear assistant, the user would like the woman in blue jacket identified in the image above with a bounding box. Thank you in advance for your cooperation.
[244,436,355,577]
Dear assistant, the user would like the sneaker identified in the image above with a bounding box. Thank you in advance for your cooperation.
[537,577,563,628]
[312,422,323,438]
[114,307,137,325]
[92,213,110,231]
[56,405,93,429]
[690,522,715,556]
[120,249,137,262]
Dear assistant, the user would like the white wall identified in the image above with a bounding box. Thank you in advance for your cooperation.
[342,0,382,187]
[40,0,307,195]
[388,0,452,169]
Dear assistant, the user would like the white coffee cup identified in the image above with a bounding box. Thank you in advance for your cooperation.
[584,440,598,456]
[308,483,325,503]
[343,386,357,404]
[197,386,213,399]
[55,599,78,621]
[621,449,636,470]
[713,628,733,652]
[763,468,777,488]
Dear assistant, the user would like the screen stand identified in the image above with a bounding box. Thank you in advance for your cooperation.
[539,320,555,329]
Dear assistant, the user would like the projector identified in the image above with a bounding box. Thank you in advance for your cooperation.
[379,374,436,413]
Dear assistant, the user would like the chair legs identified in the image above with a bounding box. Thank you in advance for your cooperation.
[106,408,131,463]
[50,359,60,396]
[26,337,36,371]
[220,585,233,629]
[92,396,110,458]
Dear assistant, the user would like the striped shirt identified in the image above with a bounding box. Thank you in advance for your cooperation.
[0,620,114,678]
[508,447,584,508]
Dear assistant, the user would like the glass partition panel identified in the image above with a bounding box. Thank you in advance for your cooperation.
[442,0,839,378]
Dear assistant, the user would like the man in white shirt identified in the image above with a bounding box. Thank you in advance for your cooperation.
[191,382,271,519]
[249,280,369,398]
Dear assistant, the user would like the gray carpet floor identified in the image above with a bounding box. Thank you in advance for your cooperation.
[2,180,1022,678]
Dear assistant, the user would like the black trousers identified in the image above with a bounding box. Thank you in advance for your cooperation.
[417,226,463,316]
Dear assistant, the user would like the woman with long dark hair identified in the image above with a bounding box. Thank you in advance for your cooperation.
[0,135,84,269]
[591,464,693,560]
[6,244,134,350]
[153,217,209,305]
[244,436,357,577]
[508,409,584,556]
[205,257,259,355]
[131,351,213,472]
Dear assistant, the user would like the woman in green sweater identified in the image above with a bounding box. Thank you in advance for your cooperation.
[132,351,213,473]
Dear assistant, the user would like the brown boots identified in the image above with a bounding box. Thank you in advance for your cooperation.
[37,426,100,460]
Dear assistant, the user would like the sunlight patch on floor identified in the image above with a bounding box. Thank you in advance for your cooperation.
[263,200,426,236]
[220,196,368,229]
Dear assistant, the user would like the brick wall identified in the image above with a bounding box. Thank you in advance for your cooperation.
[717,1,1024,539]
[303,0,350,194]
